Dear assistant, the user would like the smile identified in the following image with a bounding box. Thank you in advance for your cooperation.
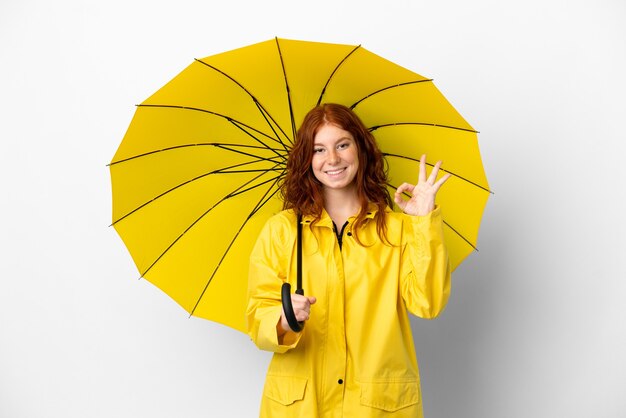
[325,168,346,176]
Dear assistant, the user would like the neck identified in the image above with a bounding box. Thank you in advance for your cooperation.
[323,186,360,227]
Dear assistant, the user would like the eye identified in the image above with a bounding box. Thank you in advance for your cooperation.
[337,142,350,150]
[313,147,325,153]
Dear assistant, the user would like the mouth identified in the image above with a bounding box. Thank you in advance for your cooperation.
[325,168,346,176]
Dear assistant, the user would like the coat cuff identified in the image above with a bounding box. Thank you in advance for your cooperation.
[408,205,441,226]
[258,306,303,353]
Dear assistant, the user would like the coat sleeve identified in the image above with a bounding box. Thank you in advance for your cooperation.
[399,206,452,319]
[246,215,303,353]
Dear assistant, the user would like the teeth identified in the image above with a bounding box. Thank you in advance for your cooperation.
[326,168,345,175]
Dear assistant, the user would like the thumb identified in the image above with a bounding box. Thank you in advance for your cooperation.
[394,193,406,209]
[308,296,317,305]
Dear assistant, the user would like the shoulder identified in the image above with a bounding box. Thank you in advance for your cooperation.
[265,209,298,228]
[251,210,298,258]
[259,209,298,240]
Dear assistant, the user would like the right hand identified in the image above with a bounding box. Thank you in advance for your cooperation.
[279,294,317,333]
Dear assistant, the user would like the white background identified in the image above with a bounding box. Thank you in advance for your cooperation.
[1,0,625,417]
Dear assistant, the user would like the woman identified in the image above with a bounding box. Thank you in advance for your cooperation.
[246,103,451,417]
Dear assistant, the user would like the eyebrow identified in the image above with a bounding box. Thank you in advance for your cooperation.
[313,137,352,146]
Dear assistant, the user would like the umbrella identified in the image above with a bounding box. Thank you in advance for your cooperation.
[109,38,491,333]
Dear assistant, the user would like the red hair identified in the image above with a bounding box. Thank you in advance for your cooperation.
[280,103,393,244]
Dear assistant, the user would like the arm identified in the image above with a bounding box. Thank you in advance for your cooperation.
[246,215,305,353]
[395,154,452,318]
[400,207,451,318]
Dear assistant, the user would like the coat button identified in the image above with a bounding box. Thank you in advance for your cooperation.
[347,232,352,236]
[338,379,344,384]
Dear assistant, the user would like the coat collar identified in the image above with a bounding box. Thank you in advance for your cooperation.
[300,203,388,228]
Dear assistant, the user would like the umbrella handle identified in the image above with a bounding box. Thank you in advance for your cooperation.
[281,282,304,332]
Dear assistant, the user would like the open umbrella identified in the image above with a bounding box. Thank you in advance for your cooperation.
[110,38,490,333]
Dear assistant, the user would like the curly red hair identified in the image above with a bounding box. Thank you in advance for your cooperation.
[280,103,392,244]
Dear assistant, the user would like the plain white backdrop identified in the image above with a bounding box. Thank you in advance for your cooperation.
[1,0,625,417]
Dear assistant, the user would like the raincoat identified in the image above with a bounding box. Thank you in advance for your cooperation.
[247,205,451,418]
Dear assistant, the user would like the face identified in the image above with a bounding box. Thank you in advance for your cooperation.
[311,123,359,192]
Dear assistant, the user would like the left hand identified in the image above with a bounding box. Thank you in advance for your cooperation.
[394,154,452,216]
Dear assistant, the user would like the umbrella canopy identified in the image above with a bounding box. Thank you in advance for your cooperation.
[110,38,490,333]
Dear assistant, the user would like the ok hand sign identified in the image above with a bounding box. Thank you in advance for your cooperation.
[394,154,451,216]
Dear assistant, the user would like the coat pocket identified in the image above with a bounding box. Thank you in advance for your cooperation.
[359,379,420,412]
[263,374,308,406]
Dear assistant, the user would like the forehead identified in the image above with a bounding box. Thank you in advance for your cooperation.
[313,123,354,143]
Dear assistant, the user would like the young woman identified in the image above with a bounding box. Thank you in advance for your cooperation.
[247,103,452,417]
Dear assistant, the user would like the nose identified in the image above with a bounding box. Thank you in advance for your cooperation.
[328,149,340,164]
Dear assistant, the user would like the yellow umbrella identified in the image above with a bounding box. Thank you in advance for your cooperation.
[110,38,490,333]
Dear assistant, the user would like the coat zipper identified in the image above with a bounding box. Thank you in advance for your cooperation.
[332,221,350,250]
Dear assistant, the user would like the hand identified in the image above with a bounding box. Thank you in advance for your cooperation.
[394,154,451,216]
[278,294,317,334]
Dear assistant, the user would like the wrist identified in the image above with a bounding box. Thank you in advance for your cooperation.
[406,204,434,216]
[277,317,288,337]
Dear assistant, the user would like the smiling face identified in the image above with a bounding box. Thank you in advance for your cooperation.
[311,123,360,192]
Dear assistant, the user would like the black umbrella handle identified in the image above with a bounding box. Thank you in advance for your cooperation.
[281,213,305,332]
[281,283,304,332]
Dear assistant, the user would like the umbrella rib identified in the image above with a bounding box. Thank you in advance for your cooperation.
[316,44,362,106]
[274,37,297,142]
[240,170,285,219]
[212,143,287,163]
[214,168,283,174]
[226,117,290,157]
[225,173,284,199]
[246,101,290,152]
[135,104,286,151]
[383,153,492,194]
[190,172,285,316]
[443,219,478,252]
[370,122,478,134]
[138,166,283,279]
[349,79,434,110]
[111,158,284,225]
[388,181,478,252]
[194,58,292,145]
[109,143,286,166]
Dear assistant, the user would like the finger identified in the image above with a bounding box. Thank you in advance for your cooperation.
[428,160,443,184]
[394,195,406,210]
[394,183,413,209]
[290,295,306,313]
[291,298,308,310]
[292,294,316,310]
[295,309,310,322]
[291,293,309,303]
[433,172,452,191]
[395,182,414,196]
[294,298,316,321]
[418,154,427,183]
